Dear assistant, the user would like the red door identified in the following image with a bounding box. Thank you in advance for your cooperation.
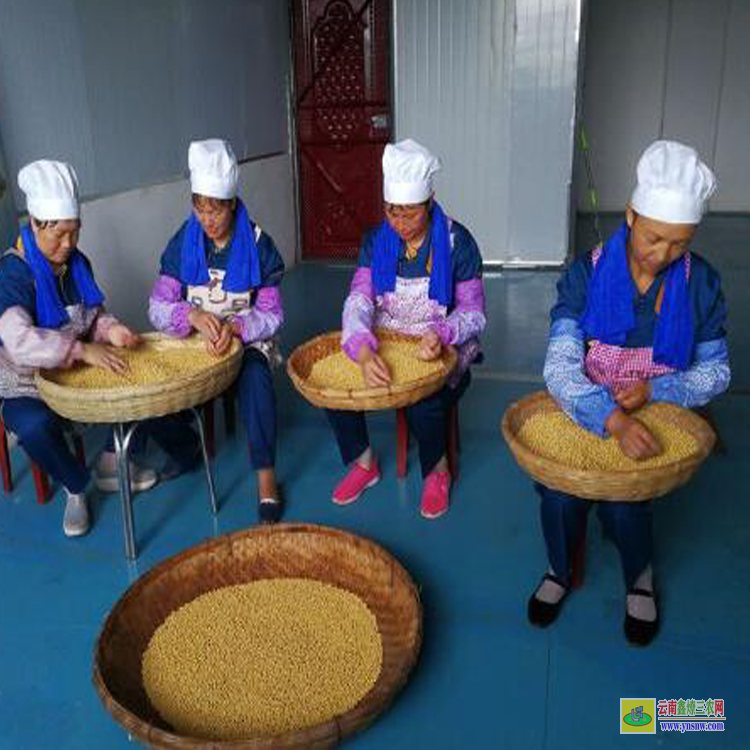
[292,0,392,260]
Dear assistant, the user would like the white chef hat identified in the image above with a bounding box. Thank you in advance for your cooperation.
[18,160,80,221]
[630,140,717,224]
[382,139,441,205]
[189,139,238,200]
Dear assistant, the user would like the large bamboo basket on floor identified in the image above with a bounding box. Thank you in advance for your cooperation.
[93,523,422,749]
[287,330,457,411]
[36,333,242,423]
[501,391,716,501]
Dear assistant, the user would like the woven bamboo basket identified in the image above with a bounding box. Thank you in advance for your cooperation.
[35,333,242,423]
[93,523,422,749]
[287,330,457,411]
[501,391,716,501]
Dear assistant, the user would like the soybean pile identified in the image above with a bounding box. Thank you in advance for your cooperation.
[142,579,383,740]
[308,339,443,389]
[519,403,699,470]
[49,342,226,389]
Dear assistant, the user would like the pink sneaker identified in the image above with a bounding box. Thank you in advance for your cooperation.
[420,471,451,519]
[332,460,380,505]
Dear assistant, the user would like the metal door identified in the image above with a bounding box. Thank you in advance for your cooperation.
[292,0,392,260]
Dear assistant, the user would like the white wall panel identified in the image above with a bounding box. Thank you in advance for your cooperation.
[662,0,729,165]
[395,0,583,264]
[714,0,750,212]
[577,0,749,213]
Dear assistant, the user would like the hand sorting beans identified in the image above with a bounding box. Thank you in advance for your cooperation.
[309,339,443,390]
[142,579,383,740]
[519,403,699,470]
[48,342,231,389]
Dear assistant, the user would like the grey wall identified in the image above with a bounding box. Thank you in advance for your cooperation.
[577,0,750,213]
[0,0,290,205]
[394,0,584,265]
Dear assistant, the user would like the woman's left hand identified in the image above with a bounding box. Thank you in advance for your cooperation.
[207,321,234,357]
[108,324,141,349]
[615,380,651,411]
[417,330,442,361]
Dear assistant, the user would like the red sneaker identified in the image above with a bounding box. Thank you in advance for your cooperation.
[332,459,381,505]
[420,471,451,519]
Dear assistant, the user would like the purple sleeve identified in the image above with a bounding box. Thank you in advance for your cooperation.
[148,275,194,337]
[342,267,378,361]
[432,278,486,346]
[231,286,284,344]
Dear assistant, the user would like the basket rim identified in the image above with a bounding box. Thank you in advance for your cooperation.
[92,523,423,748]
[287,329,457,402]
[501,390,715,487]
[35,333,242,403]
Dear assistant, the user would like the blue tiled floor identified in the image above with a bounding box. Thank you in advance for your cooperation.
[1,220,749,749]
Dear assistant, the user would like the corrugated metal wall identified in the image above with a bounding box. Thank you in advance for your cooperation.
[394,0,583,264]
[577,0,750,213]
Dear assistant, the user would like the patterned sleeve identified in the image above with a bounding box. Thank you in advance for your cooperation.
[342,230,378,361]
[543,255,617,437]
[544,318,619,436]
[230,230,286,344]
[433,222,485,346]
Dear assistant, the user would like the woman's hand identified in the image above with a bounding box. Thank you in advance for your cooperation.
[417,330,442,361]
[357,346,391,387]
[189,308,223,343]
[207,321,234,357]
[615,380,651,412]
[80,342,128,375]
[606,409,661,460]
[107,323,141,349]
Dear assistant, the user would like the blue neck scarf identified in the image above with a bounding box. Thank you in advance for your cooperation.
[579,222,693,370]
[179,199,261,292]
[20,224,104,330]
[371,200,453,307]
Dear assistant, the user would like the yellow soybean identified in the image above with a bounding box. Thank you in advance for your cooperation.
[49,344,226,389]
[519,404,698,470]
[309,339,443,389]
[141,579,383,740]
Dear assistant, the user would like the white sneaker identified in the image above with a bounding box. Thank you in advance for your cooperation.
[94,451,158,493]
[63,492,90,537]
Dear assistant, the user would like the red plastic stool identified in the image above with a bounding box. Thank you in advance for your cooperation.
[0,417,86,504]
[396,403,460,479]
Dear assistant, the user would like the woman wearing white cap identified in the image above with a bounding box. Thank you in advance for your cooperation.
[149,139,285,524]
[527,141,731,645]
[326,139,486,518]
[0,160,160,537]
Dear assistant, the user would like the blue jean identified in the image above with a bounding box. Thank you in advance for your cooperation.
[536,483,653,589]
[326,370,470,477]
[236,348,276,470]
[2,397,89,493]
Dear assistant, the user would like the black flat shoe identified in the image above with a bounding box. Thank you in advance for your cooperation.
[528,572,569,628]
[624,587,659,647]
[258,490,284,525]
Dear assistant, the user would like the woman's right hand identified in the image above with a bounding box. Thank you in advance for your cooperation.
[80,342,128,375]
[357,346,391,387]
[605,409,661,461]
[189,308,223,343]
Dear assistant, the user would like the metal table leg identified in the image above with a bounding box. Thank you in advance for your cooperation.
[190,406,218,515]
[113,422,139,560]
